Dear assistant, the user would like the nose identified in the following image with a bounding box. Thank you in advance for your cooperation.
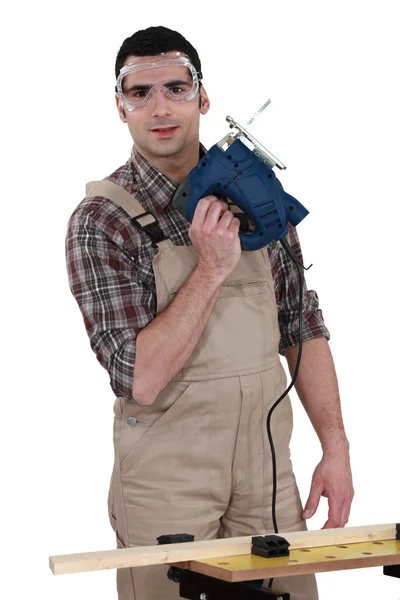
[149,88,173,117]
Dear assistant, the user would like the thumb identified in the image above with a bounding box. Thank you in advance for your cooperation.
[302,478,324,519]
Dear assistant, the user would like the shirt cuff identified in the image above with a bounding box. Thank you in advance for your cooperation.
[108,338,137,401]
[279,291,331,355]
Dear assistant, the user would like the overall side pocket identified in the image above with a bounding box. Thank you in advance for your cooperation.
[119,380,192,474]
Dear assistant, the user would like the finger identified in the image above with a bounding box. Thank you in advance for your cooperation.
[322,516,342,529]
[322,497,342,529]
[302,478,324,519]
[229,216,241,231]
[338,493,354,527]
[339,504,350,527]
[216,209,235,231]
[201,195,229,212]
[203,201,230,232]
[215,199,229,212]
[191,197,215,230]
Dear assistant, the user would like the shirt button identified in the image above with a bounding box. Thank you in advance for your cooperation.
[127,417,137,426]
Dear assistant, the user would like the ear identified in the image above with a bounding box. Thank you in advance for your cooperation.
[199,86,210,115]
[115,95,127,122]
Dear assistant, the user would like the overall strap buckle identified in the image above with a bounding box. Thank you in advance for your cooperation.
[131,212,168,248]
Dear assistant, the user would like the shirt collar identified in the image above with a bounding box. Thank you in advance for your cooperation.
[131,144,207,215]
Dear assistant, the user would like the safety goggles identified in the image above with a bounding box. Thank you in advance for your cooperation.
[116,53,201,111]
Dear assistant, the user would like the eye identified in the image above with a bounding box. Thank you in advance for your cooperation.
[167,83,191,95]
[124,89,148,99]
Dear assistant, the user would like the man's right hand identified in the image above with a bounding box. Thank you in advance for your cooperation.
[189,196,241,283]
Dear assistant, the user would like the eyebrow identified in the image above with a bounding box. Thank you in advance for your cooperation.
[124,79,190,92]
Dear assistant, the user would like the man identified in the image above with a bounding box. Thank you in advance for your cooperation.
[66,25,354,600]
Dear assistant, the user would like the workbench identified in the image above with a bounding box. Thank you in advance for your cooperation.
[50,523,400,599]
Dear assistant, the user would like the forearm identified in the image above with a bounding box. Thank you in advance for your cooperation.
[132,266,222,405]
[284,337,349,454]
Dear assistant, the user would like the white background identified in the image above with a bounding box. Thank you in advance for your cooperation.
[1,1,399,598]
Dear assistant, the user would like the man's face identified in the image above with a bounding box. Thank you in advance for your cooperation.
[115,53,210,160]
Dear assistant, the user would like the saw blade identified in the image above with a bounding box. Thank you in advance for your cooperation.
[246,99,271,127]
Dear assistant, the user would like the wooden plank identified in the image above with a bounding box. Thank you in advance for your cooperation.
[49,523,396,575]
[188,539,400,582]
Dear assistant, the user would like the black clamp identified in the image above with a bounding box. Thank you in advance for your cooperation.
[131,212,168,247]
[251,535,290,559]
[157,533,195,545]
[384,523,400,578]
[157,533,194,583]
[383,565,400,579]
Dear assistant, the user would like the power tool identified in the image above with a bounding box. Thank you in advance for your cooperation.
[173,100,309,250]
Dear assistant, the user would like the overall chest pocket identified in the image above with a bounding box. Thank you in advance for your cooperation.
[155,245,273,298]
[152,244,279,378]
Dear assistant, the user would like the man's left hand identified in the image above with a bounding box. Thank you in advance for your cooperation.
[302,450,354,528]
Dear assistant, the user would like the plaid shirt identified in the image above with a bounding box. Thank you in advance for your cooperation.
[66,147,330,401]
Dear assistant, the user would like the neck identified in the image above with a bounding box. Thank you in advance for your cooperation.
[135,143,200,184]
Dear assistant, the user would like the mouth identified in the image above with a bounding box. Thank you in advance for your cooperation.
[150,126,179,138]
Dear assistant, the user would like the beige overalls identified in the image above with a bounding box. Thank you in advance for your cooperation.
[86,181,318,600]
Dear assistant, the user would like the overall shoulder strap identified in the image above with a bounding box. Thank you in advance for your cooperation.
[86,180,171,248]
[86,180,147,219]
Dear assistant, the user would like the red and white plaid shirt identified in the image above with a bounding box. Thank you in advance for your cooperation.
[66,146,330,401]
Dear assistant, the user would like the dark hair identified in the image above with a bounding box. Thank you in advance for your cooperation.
[115,26,203,81]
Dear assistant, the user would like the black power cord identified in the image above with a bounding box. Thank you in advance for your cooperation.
[266,236,312,590]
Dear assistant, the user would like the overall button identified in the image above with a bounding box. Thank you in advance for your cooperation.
[127,417,137,426]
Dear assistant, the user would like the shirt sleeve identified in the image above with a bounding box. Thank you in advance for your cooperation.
[66,211,155,401]
[274,224,330,354]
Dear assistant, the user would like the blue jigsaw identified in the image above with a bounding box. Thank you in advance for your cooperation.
[173,114,309,251]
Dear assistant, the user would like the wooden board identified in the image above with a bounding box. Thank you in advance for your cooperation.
[49,523,396,576]
[186,539,400,582]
